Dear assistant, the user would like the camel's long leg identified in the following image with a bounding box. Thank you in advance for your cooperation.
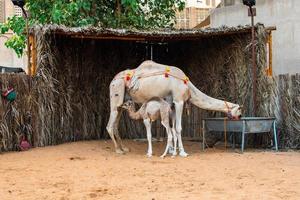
[160,109,172,158]
[107,79,126,153]
[113,109,129,152]
[171,111,177,156]
[106,110,123,154]
[106,79,128,153]
[161,123,173,158]
[174,101,188,157]
[143,118,153,157]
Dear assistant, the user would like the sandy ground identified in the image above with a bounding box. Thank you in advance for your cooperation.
[0,140,300,200]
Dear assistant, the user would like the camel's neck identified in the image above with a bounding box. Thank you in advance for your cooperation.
[126,106,142,120]
[188,82,238,113]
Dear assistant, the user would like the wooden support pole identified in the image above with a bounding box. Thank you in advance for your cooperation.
[28,34,37,76]
[268,32,273,76]
[250,6,257,116]
[26,18,31,75]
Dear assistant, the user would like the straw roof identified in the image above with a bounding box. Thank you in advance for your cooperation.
[30,24,274,41]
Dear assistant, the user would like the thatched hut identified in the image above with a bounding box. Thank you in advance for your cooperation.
[0,24,298,152]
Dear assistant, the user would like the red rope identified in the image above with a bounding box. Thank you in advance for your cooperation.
[114,70,189,85]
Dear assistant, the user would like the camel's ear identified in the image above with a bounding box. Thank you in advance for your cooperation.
[238,106,243,110]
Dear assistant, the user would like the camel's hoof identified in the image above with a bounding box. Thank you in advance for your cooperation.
[122,146,130,152]
[146,153,152,158]
[168,147,175,154]
[116,148,125,154]
[179,151,189,157]
[160,155,166,159]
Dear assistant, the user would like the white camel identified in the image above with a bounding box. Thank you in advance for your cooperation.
[122,97,177,158]
[107,60,241,156]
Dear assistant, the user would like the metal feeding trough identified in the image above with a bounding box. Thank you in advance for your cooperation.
[202,117,278,153]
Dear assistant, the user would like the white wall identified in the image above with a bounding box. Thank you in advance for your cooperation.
[211,0,300,75]
[0,0,27,71]
[0,33,26,69]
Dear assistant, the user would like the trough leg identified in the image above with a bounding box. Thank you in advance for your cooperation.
[241,120,246,153]
[273,120,278,151]
[232,133,236,149]
[202,120,205,151]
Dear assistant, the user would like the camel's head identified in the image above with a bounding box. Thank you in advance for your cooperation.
[227,104,242,120]
[122,100,135,110]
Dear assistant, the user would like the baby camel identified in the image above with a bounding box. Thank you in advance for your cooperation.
[122,97,177,158]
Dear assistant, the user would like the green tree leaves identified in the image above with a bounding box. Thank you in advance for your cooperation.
[0,16,26,58]
[4,34,26,57]
[25,0,185,28]
[0,0,185,57]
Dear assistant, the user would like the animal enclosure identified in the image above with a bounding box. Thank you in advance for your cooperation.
[1,24,298,152]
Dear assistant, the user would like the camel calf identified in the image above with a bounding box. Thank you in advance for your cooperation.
[122,97,177,158]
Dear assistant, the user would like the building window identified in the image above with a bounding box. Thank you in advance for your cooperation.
[14,6,23,17]
[206,0,210,6]
[176,8,190,29]
[186,8,190,28]
[196,8,209,24]
[212,0,216,7]
[224,0,235,6]
[0,0,5,23]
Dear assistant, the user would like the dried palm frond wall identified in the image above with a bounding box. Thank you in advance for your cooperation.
[0,74,32,151]
[1,25,299,152]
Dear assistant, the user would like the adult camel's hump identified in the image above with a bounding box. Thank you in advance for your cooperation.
[136,60,187,79]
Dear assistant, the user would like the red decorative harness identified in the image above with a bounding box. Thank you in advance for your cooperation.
[114,67,190,87]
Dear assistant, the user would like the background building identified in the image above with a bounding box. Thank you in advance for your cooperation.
[176,0,221,29]
[210,0,300,75]
[0,0,27,71]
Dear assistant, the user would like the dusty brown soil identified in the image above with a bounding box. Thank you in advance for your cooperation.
[0,140,300,200]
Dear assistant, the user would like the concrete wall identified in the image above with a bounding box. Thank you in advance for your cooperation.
[0,33,26,69]
[186,0,221,8]
[211,0,300,75]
